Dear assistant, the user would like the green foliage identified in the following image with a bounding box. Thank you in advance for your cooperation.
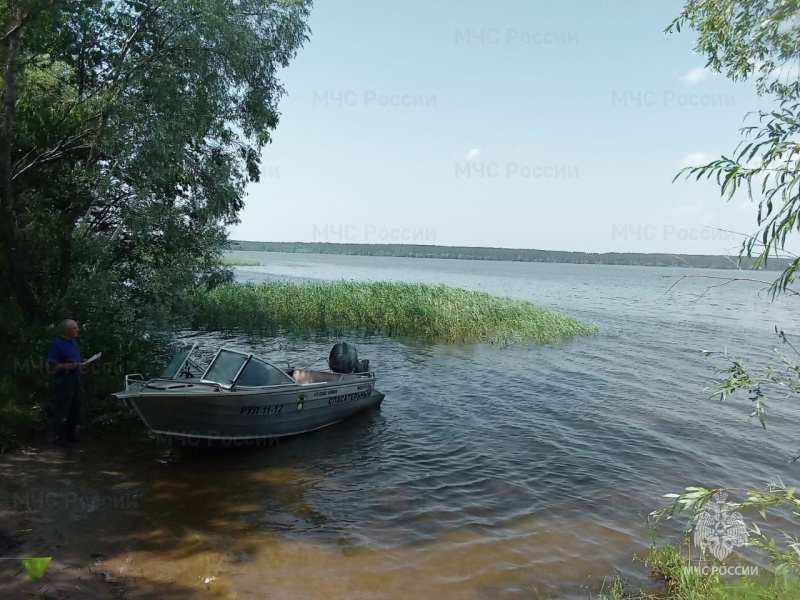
[0,1,312,449]
[616,536,800,599]
[195,281,599,345]
[649,483,800,580]
[0,283,186,451]
[0,0,312,320]
[717,576,800,600]
[666,0,800,296]
[636,536,719,599]
[0,380,44,453]
[595,574,634,599]
[701,327,800,442]
[667,1,800,100]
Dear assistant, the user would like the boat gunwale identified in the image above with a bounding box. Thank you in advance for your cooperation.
[117,371,377,399]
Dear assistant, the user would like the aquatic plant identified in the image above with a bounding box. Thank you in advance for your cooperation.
[220,257,261,267]
[195,281,598,345]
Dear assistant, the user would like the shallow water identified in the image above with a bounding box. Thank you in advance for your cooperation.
[8,252,800,598]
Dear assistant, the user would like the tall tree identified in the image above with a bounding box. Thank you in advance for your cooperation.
[0,0,312,321]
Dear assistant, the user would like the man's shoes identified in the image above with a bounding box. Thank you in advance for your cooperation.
[54,437,70,447]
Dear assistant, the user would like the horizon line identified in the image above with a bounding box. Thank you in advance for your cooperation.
[228,239,795,260]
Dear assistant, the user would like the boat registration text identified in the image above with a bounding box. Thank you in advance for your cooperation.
[240,404,284,415]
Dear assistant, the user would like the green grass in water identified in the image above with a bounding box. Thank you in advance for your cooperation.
[595,541,800,599]
[596,574,800,599]
[220,257,261,266]
[196,281,598,344]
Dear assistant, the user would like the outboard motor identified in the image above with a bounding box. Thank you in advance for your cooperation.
[329,342,369,374]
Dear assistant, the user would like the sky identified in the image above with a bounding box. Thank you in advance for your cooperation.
[227,0,799,256]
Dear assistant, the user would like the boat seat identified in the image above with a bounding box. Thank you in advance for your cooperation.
[291,369,358,384]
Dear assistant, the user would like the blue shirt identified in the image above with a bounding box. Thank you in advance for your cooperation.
[46,337,82,378]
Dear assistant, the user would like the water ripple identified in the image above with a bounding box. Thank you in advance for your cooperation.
[75,256,800,599]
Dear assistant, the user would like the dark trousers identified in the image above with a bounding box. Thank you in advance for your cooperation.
[53,377,82,440]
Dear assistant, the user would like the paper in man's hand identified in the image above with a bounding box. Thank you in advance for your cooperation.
[84,352,102,365]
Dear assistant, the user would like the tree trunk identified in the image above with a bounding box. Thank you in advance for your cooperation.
[0,8,40,319]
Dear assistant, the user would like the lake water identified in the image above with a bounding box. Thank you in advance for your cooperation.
[10,251,800,598]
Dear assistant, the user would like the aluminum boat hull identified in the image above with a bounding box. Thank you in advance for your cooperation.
[112,345,385,443]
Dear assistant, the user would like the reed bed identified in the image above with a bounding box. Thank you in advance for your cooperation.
[220,257,261,266]
[196,281,598,345]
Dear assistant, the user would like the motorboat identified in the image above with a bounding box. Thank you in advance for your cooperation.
[112,342,384,444]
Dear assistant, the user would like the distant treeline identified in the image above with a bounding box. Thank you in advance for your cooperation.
[229,241,794,271]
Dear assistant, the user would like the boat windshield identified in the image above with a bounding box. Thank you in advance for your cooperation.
[235,358,295,387]
[202,350,248,386]
[160,347,193,379]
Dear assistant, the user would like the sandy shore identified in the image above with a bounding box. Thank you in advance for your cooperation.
[0,425,238,599]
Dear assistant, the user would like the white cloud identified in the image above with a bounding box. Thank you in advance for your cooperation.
[681,66,709,84]
[463,148,480,161]
[678,152,716,168]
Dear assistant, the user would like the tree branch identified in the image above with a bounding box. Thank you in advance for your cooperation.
[664,274,800,301]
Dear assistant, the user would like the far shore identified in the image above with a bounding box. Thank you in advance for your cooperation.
[229,240,794,271]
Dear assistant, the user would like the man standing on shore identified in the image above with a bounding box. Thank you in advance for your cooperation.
[46,319,85,447]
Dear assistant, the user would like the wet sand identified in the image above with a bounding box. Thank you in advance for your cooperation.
[0,430,222,598]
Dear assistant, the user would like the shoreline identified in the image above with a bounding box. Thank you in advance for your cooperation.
[228,241,795,271]
[0,420,230,599]
[0,434,144,598]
